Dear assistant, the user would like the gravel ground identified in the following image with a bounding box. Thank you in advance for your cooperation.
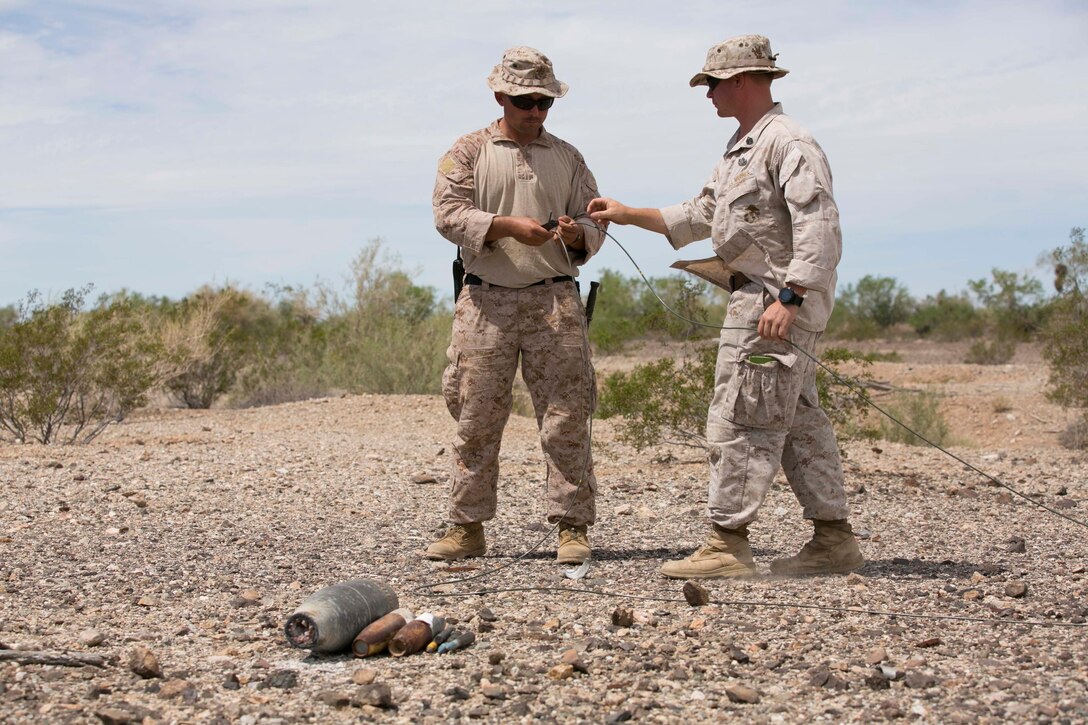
[2,348,1087,724]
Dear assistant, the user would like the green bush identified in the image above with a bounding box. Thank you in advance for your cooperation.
[968,268,1047,341]
[873,391,951,447]
[1039,228,1088,441]
[828,275,914,339]
[964,338,1016,365]
[0,288,164,444]
[588,269,726,354]
[597,344,877,450]
[910,291,985,340]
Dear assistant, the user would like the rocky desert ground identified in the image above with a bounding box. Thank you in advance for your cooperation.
[1,339,1086,724]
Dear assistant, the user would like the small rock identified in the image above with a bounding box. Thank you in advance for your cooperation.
[915,637,942,648]
[904,671,939,689]
[682,581,710,607]
[606,710,633,724]
[259,669,298,690]
[963,589,982,601]
[79,629,106,647]
[230,589,261,607]
[724,683,761,703]
[865,672,891,690]
[446,685,470,701]
[221,673,240,690]
[477,607,497,622]
[547,663,575,680]
[561,649,588,673]
[318,690,351,708]
[729,647,749,664]
[480,683,506,700]
[353,683,394,709]
[845,572,866,584]
[128,646,162,679]
[95,707,141,725]
[352,668,378,685]
[158,679,193,699]
[1005,581,1028,598]
[411,472,439,484]
[634,505,657,519]
[611,607,634,628]
[1003,537,1027,553]
[865,646,887,665]
[615,504,633,516]
[1055,499,1078,509]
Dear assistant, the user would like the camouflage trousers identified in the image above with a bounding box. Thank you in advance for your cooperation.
[705,283,849,529]
[442,279,597,526]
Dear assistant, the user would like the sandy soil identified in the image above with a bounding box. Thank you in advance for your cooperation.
[1,340,1086,723]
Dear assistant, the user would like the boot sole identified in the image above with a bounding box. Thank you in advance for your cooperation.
[660,566,756,580]
[423,548,486,562]
[770,560,864,576]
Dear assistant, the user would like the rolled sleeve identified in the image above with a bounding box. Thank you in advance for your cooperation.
[660,165,719,250]
[432,134,493,255]
[567,154,605,263]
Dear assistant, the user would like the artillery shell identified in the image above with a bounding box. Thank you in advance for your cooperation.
[426,624,457,653]
[351,607,413,657]
[388,613,443,657]
[437,630,476,654]
[284,579,398,654]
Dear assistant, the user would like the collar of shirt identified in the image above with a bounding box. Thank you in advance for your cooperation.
[486,119,555,148]
[725,102,785,156]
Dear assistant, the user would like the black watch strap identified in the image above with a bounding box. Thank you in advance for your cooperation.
[779,287,804,306]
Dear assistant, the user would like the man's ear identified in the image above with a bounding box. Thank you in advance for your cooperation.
[494,92,505,107]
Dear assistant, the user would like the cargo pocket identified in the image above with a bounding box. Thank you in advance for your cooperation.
[441,347,463,420]
[721,352,798,430]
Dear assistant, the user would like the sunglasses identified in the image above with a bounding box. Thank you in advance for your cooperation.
[507,94,555,111]
[706,76,721,91]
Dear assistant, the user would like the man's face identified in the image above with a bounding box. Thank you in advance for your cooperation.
[707,75,740,118]
[497,92,552,138]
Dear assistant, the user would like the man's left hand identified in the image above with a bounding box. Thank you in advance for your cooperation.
[556,215,584,250]
[758,301,800,340]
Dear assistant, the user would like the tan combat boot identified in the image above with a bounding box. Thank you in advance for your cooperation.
[424,523,485,561]
[557,523,591,565]
[660,524,757,579]
[770,519,864,576]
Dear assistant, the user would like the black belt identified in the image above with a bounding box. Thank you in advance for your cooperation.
[464,273,573,289]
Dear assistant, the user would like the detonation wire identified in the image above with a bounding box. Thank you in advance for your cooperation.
[412,221,1086,630]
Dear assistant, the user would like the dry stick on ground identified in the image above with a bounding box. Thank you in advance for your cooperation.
[0,650,107,668]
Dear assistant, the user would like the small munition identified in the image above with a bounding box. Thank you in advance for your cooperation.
[351,607,413,657]
[426,624,456,653]
[388,613,445,657]
[284,579,398,654]
[437,630,476,655]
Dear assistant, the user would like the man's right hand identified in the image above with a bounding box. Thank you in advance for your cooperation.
[488,216,555,246]
[587,197,629,225]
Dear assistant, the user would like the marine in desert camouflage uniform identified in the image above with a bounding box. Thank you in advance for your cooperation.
[588,35,864,579]
[427,46,605,565]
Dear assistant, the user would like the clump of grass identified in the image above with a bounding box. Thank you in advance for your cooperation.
[873,390,952,447]
[965,338,1016,365]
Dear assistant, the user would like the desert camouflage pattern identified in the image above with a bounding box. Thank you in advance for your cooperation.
[442,280,597,526]
[704,283,849,529]
[661,104,841,333]
[433,121,604,289]
[689,35,789,87]
[487,46,568,98]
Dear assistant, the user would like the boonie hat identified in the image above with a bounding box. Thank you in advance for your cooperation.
[689,34,789,87]
[487,46,568,98]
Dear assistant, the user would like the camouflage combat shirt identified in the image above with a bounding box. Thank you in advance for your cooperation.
[661,104,842,332]
[433,120,604,288]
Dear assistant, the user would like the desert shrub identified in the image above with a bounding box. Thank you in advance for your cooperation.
[873,390,951,447]
[597,343,877,450]
[829,275,914,339]
[589,269,725,354]
[0,306,16,330]
[968,268,1047,341]
[910,290,985,340]
[1059,414,1088,450]
[964,338,1016,365]
[0,288,165,443]
[1039,228,1088,424]
[597,344,716,450]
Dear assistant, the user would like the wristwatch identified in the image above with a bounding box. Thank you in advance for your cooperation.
[778,287,805,307]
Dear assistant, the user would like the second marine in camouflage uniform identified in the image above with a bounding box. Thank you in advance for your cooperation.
[427,46,604,565]
[589,35,864,579]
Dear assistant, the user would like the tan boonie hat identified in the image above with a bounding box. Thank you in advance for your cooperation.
[689,34,789,87]
[487,46,568,98]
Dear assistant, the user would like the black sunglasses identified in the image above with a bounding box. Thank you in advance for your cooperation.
[507,94,555,111]
[706,76,721,91]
